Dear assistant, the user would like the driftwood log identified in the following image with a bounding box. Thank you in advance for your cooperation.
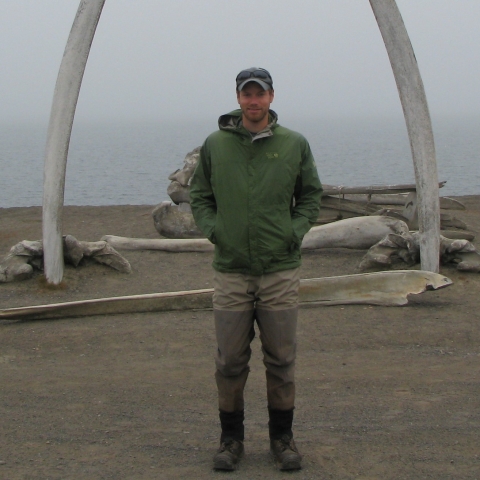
[319,183,465,226]
[329,192,464,212]
[321,182,445,196]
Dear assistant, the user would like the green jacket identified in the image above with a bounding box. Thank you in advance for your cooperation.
[190,109,322,276]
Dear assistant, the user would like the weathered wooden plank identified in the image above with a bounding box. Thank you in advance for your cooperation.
[321,182,445,196]
[320,196,379,215]
[440,197,466,211]
[326,193,465,210]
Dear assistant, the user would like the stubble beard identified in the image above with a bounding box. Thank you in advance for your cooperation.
[243,107,269,127]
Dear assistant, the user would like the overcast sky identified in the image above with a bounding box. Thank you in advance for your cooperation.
[1,0,479,125]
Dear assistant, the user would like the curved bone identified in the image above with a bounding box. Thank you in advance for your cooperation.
[152,202,203,238]
[359,231,480,272]
[167,147,200,187]
[42,0,105,285]
[0,236,131,283]
[302,216,409,250]
[0,271,452,321]
[166,147,200,204]
[64,235,132,273]
[0,255,35,283]
[102,235,214,252]
[105,216,411,252]
[167,181,191,204]
[438,236,480,273]
[0,241,43,282]
[358,233,417,271]
[369,0,440,272]
[300,270,451,306]
[456,253,480,273]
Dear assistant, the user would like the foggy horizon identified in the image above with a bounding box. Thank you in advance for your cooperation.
[1,1,480,126]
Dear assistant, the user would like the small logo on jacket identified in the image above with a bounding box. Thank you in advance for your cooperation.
[266,152,279,159]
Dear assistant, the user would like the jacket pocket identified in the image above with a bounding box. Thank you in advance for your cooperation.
[289,222,301,251]
[207,225,216,244]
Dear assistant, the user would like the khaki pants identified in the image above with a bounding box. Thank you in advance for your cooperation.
[213,268,300,412]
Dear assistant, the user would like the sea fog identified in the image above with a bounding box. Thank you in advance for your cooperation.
[1,115,479,208]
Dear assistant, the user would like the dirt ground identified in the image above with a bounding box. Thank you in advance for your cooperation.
[1,197,479,479]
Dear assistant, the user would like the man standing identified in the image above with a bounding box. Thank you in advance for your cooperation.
[190,67,322,471]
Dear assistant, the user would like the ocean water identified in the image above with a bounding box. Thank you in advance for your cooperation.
[1,115,479,208]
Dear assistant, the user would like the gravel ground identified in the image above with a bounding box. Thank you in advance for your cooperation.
[0,196,479,479]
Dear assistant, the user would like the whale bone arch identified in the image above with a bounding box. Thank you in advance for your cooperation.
[42,0,440,284]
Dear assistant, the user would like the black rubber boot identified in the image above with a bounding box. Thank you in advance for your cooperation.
[220,409,245,442]
[268,406,294,439]
[268,407,302,470]
[213,410,245,470]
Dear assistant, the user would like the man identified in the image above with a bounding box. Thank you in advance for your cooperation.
[190,67,322,471]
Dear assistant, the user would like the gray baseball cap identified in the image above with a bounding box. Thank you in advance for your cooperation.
[236,67,273,91]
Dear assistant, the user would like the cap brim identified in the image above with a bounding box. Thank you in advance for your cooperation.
[237,79,271,91]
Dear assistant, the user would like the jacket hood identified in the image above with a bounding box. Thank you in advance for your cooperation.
[218,109,279,133]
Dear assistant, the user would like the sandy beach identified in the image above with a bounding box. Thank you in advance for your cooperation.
[1,196,479,479]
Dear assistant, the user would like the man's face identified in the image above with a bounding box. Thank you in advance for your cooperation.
[236,82,274,128]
